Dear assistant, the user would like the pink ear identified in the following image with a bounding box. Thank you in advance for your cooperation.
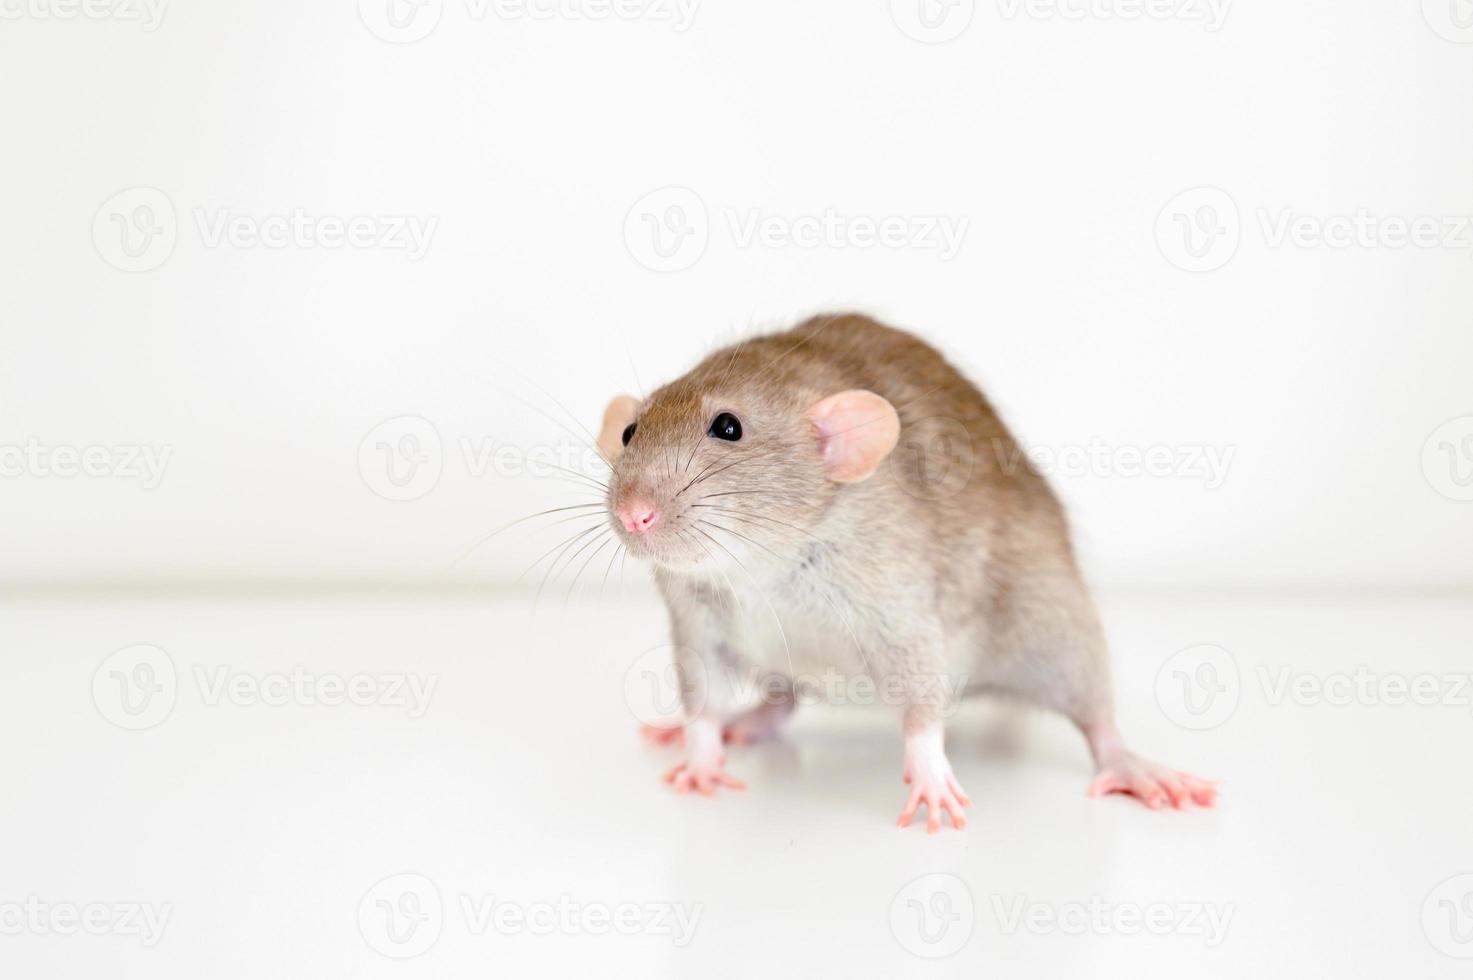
[598,395,640,462]
[806,389,900,483]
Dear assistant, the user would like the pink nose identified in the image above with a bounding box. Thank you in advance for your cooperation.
[617,500,660,534]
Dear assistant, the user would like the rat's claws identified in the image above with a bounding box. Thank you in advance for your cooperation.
[663,761,745,796]
[897,770,971,833]
[1087,754,1218,809]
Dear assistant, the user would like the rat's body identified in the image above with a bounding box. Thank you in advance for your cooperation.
[598,313,1216,830]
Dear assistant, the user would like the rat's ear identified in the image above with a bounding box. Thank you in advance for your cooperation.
[598,394,640,462]
[806,389,900,483]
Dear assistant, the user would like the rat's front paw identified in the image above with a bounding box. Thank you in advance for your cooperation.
[898,729,971,833]
[1088,754,1218,809]
[898,768,971,833]
[654,718,745,796]
[662,759,745,796]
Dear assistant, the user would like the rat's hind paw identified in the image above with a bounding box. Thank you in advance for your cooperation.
[1087,755,1218,810]
[720,699,796,745]
[639,722,685,746]
[640,701,795,749]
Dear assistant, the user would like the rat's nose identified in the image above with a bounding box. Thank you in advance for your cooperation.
[617,499,660,534]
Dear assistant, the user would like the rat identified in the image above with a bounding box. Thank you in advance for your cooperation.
[595,313,1217,832]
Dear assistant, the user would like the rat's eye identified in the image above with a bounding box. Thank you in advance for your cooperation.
[708,412,742,442]
[621,422,637,446]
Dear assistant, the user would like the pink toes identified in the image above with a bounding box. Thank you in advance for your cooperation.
[662,761,745,796]
[646,721,746,796]
[897,777,971,833]
[642,716,785,748]
[640,723,684,746]
[1088,756,1219,810]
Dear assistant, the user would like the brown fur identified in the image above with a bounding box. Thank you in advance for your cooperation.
[598,314,1218,819]
[605,312,1115,733]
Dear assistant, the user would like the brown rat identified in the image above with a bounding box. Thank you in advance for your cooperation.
[597,312,1217,832]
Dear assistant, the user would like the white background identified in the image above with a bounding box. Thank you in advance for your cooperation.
[5,5,1473,979]
[3,0,1471,591]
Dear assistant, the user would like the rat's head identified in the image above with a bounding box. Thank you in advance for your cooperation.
[595,361,900,572]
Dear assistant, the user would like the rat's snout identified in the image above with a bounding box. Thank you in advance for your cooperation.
[616,498,661,534]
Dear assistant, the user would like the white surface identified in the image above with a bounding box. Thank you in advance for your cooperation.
[4,589,1470,978]
[3,2,1473,588]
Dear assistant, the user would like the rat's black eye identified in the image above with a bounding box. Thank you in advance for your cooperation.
[708,412,742,442]
[621,422,637,446]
